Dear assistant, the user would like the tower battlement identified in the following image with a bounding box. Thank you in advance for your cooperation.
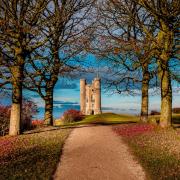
[80,78,102,115]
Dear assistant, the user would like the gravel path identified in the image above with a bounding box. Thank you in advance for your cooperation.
[54,125,146,180]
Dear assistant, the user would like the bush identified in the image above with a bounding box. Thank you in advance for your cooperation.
[31,120,44,128]
[22,99,38,130]
[172,107,180,114]
[62,109,83,124]
[0,99,38,136]
[0,105,10,135]
[150,110,160,115]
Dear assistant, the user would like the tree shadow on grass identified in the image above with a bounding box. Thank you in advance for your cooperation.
[0,139,64,180]
[23,126,61,135]
[57,120,137,129]
[23,121,137,135]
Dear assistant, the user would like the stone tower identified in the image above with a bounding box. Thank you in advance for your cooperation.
[80,79,86,114]
[80,78,101,115]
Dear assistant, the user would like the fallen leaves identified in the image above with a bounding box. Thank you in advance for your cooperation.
[112,123,180,179]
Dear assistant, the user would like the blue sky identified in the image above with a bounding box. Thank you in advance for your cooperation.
[25,54,180,119]
[24,76,179,119]
[1,54,179,119]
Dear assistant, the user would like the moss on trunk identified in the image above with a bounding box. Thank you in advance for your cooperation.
[44,88,54,126]
[140,66,150,122]
[157,23,173,128]
[9,66,23,135]
[158,60,172,127]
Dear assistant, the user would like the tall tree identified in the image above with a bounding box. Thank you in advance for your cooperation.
[134,0,180,127]
[0,0,49,135]
[24,0,95,125]
[95,0,179,126]
[90,0,155,122]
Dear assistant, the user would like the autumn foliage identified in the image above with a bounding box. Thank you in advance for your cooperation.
[0,99,38,136]
[62,109,84,124]
[0,128,71,179]
[113,124,155,137]
[0,105,11,135]
[31,120,44,128]
[113,123,180,179]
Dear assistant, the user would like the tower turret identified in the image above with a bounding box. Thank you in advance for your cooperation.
[86,84,93,115]
[94,78,101,115]
[80,77,101,115]
[80,79,86,114]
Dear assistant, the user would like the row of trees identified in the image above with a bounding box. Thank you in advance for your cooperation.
[88,0,179,127]
[0,0,179,136]
[0,0,95,135]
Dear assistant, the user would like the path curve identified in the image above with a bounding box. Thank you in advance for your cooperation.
[54,125,146,180]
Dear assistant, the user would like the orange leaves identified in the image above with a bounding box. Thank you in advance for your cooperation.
[114,47,121,55]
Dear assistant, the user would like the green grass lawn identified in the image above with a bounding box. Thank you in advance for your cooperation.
[55,112,180,128]
[0,128,71,180]
[55,113,139,127]
[81,113,138,124]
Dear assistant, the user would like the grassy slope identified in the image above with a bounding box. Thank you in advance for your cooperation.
[81,113,138,123]
[56,112,180,127]
[0,128,71,180]
[55,113,139,127]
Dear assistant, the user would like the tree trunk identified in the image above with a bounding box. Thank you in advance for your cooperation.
[158,60,172,127]
[44,88,54,125]
[156,22,173,128]
[43,50,59,125]
[140,67,150,122]
[9,66,23,135]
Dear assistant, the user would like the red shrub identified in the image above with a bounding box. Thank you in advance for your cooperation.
[0,99,38,135]
[31,120,44,128]
[62,109,83,123]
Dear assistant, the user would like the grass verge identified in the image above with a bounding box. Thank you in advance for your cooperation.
[0,128,71,180]
[113,124,180,179]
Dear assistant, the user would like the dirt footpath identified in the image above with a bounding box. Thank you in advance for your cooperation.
[54,125,146,180]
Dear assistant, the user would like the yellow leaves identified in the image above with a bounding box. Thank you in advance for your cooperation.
[0,20,5,26]
[113,47,120,55]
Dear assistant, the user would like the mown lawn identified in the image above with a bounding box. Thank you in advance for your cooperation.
[81,113,138,124]
[113,123,180,180]
[55,112,180,127]
[148,113,180,127]
[55,113,139,127]
[0,128,71,180]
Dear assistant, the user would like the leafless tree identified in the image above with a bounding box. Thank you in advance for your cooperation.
[133,0,180,127]
[0,0,49,135]
[24,0,96,125]
[88,0,157,122]
[92,0,179,127]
